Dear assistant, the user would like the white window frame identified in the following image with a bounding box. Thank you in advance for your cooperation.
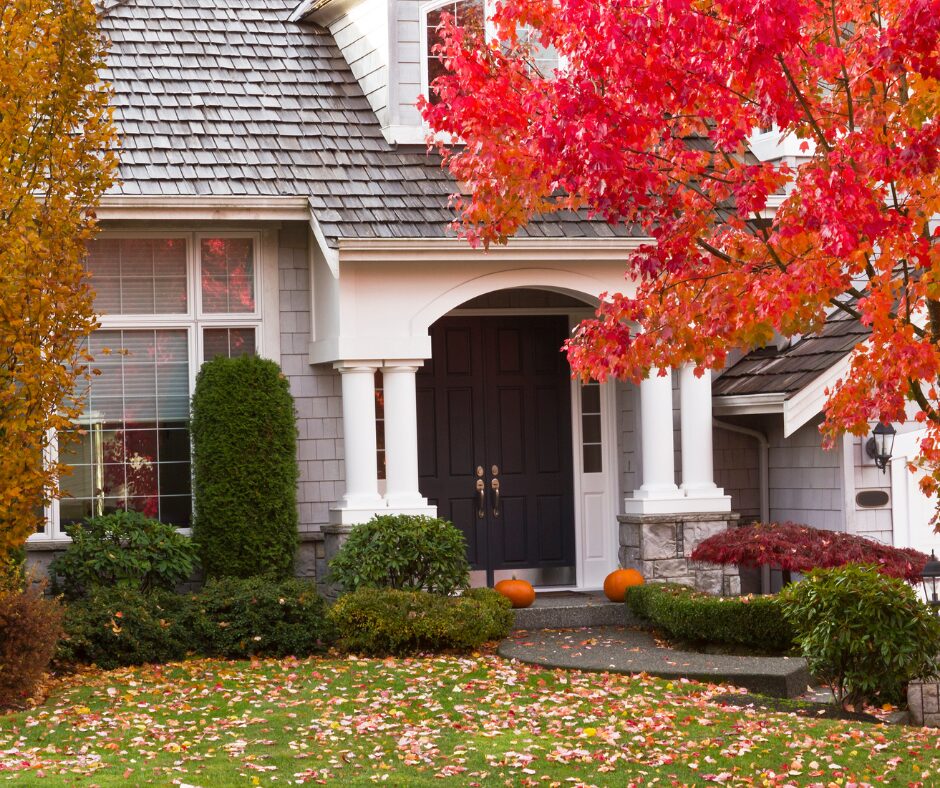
[32,229,275,542]
[419,0,562,105]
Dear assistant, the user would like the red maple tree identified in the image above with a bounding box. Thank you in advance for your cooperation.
[421,0,940,494]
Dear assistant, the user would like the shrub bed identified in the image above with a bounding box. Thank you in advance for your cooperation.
[329,514,470,595]
[49,511,197,599]
[626,583,795,653]
[328,587,513,656]
[779,563,940,706]
[186,576,332,659]
[57,578,332,668]
[57,587,191,670]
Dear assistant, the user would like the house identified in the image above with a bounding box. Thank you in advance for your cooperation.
[25,0,938,592]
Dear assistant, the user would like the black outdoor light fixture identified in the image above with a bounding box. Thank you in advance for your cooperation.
[865,421,896,473]
[921,551,940,613]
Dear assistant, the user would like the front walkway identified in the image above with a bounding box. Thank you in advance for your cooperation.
[498,626,811,698]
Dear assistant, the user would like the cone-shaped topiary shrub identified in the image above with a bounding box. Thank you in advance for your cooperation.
[191,355,298,578]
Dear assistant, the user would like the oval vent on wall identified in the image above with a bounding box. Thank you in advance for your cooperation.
[856,490,890,508]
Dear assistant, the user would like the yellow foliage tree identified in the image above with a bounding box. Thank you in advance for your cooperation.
[0,0,116,553]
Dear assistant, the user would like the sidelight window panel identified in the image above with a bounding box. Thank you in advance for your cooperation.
[581,380,603,473]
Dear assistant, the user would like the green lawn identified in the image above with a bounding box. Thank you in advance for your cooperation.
[1,653,938,786]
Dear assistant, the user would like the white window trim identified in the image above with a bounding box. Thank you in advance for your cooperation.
[419,0,495,112]
[32,229,277,542]
[419,0,562,107]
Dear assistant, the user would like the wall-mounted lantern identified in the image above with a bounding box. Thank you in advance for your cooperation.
[921,551,940,613]
[865,421,896,473]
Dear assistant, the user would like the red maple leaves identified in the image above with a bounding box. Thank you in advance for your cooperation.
[421,0,940,495]
[690,522,929,582]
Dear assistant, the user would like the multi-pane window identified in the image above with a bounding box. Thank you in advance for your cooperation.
[423,0,559,104]
[40,234,263,538]
[60,330,191,527]
[425,0,485,104]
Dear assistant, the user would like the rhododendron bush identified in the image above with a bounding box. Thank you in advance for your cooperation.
[421,0,940,495]
[689,522,929,582]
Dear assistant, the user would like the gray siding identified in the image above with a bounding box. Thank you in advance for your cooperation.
[278,224,345,533]
[768,417,844,530]
[395,0,424,128]
[851,434,893,544]
[617,382,639,498]
[713,427,761,522]
[329,0,390,128]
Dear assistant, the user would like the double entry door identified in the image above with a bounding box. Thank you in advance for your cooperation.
[416,315,576,587]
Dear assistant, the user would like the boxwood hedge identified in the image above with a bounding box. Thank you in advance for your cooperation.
[626,582,795,653]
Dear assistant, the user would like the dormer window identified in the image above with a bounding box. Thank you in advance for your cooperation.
[421,0,558,105]
[424,0,484,104]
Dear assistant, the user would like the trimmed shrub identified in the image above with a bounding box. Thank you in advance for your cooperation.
[57,587,191,669]
[185,576,332,659]
[0,582,63,708]
[49,511,197,599]
[779,563,940,706]
[626,582,795,653]
[191,355,298,578]
[329,587,513,656]
[329,514,470,595]
[690,521,928,582]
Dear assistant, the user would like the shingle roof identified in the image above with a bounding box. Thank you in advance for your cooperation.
[712,312,869,398]
[99,0,639,247]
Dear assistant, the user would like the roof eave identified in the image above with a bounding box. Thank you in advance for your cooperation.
[712,352,855,437]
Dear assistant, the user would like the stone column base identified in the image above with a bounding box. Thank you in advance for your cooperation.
[909,679,940,727]
[317,523,356,599]
[618,511,741,595]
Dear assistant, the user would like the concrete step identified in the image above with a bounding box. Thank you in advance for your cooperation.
[511,591,629,630]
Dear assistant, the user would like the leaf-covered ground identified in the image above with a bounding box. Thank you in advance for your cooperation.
[1,653,938,786]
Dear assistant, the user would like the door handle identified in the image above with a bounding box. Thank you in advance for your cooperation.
[491,477,500,518]
[475,478,485,519]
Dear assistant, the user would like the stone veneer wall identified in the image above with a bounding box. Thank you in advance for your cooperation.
[618,512,741,594]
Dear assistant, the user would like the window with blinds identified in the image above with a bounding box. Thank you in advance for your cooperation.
[40,233,264,539]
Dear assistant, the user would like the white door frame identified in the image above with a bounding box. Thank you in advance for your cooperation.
[448,306,621,590]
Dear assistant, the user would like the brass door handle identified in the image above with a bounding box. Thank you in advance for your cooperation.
[491,477,500,518]
[475,478,485,519]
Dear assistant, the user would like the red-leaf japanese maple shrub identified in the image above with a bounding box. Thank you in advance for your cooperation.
[421,0,940,498]
[690,522,928,582]
[0,567,63,709]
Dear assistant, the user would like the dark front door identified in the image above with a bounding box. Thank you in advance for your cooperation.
[417,315,576,586]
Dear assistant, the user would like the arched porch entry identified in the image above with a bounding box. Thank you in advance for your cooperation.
[416,289,618,588]
[311,243,645,590]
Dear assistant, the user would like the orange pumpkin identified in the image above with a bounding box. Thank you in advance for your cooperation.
[494,577,536,609]
[603,568,645,602]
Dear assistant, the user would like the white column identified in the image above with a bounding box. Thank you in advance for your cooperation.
[382,362,428,508]
[636,368,680,498]
[679,364,720,496]
[335,362,384,510]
